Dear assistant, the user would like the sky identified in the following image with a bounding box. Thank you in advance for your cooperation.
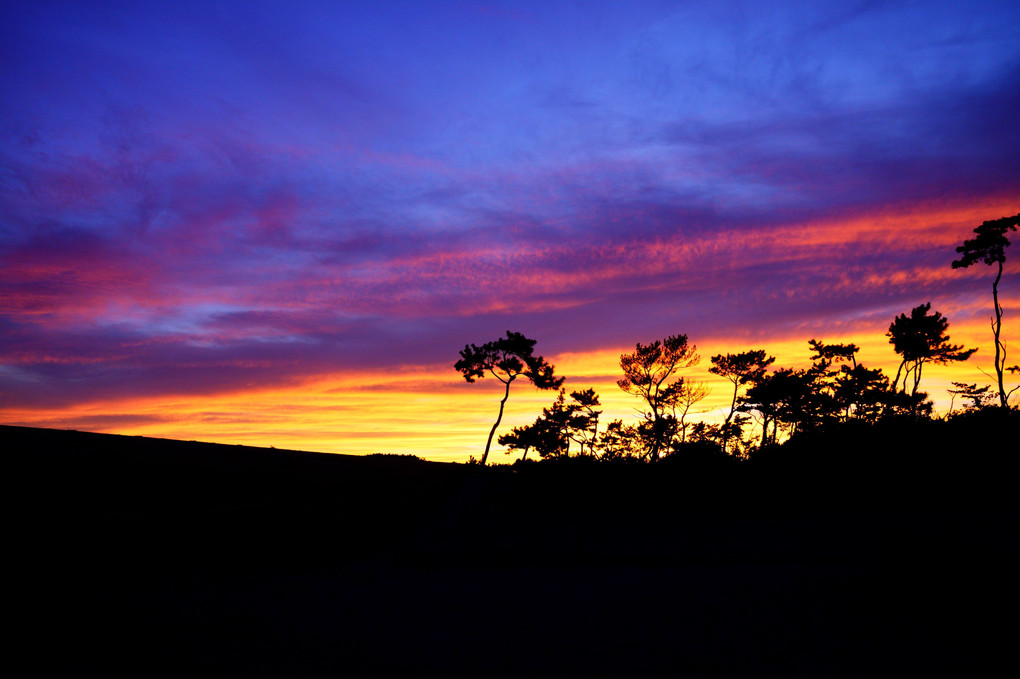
[2,0,1019,461]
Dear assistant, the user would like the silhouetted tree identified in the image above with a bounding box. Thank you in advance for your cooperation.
[740,368,817,447]
[687,420,719,444]
[596,419,642,461]
[709,350,774,452]
[833,364,890,422]
[499,388,602,460]
[498,417,562,461]
[947,381,994,413]
[455,331,564,465]
[807,340,890,422]
[618,334,700,461]
[529,389,574,459]
[564,388,602,456]
[952,213,1020,407]
[887,303,976,400]
[668,378,710,445]
[807,339,860,370]
[498,422,537,461]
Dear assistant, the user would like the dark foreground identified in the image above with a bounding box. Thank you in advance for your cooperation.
[8,423,1017,677]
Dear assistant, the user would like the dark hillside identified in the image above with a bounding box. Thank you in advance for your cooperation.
[7,425,459,568]
[8,424,1017,677]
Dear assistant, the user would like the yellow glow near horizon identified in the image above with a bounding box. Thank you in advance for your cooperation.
[4,200,1017,462]
[5,302,1014,463]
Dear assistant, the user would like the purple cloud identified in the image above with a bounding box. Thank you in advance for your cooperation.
[2,1,1019,444]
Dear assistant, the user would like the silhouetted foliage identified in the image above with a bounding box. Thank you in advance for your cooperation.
[498,415,563,461]
[833,364,891,422]
[740,367,819,447]
[662,437,731,468]
[618,334,700,461]
[500,388,602,460]
[947,381,994,413]
[455,331,564,465]
[883,389,935,419]
[564,388,602,456]
[952,213,1020,408]
[807,339,860,369]
[669,378,710,445]
[887,303,976,400]
[806,340,892,422]
[595,419,642,461]
[709,349,774,453]
[456,288,1007,470]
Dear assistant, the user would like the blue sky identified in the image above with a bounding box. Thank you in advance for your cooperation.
[2,1,1018,457]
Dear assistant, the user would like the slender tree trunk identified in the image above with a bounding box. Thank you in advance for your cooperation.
[481,377,513,465]
[993,261,1007,408]
[722,380,738,453]
[649,413,662,462]
[892,360,905,393]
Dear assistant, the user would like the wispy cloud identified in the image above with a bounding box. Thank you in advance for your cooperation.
[2,1,1018,457]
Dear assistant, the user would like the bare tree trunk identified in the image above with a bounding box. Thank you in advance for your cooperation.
[481,378,513,465]
[649,414,662,462]
[892,360,905,393]
[722,380,738,454]
[759,415,771,450]
[993,261,1007,408]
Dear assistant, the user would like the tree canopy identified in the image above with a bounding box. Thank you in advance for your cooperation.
[952,214,1019,269]
[455,331,564,465]
[618,334,700,461]
[887,303,976,398]
[499,388,602,460]
[709,350,774,452]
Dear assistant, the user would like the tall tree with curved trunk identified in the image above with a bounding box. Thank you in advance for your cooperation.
[618,334,699,462]
[952,213,1020,408]
[455,331,564,465]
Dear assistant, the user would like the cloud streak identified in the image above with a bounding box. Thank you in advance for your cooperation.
[2,1,1019,458]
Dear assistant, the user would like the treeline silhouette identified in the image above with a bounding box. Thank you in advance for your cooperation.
[459,320,1015,475]
[10,212,1018,677]
[457,213,1019,469]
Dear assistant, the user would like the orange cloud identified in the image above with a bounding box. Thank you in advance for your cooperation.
[4,197,1017,461]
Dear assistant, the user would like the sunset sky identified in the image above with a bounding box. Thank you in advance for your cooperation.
[2,1,1018,461]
